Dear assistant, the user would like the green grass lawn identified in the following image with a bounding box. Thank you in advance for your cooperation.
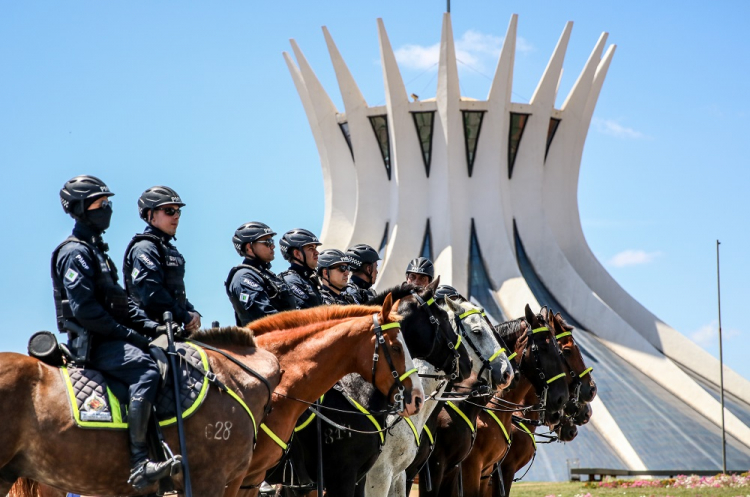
[511,481,750,497]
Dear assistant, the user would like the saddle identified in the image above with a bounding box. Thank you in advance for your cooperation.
[61,341,210,429]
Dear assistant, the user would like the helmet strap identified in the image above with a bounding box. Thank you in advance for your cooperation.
[322,270,345,293]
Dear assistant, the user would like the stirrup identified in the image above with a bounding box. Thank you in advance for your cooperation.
[127,455,182,491]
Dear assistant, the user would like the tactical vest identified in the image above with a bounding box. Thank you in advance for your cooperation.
[225,263,297,325]
[123,233,187,309]
[51,237,130,361]
[280,268,323,309]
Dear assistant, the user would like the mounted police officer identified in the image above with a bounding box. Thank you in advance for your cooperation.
[52,175,175,490]
[435,284,462,302]
[405,256,435,287]
[342,244,380,304]
[123,186,201,332]
[316,249,357,305]
[278,229,323,309]
[225,222,297,325]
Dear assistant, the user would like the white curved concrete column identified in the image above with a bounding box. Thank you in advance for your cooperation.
[286,42,357,249]
[322,27,391,250]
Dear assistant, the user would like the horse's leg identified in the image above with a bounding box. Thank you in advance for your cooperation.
[418,456,443,497]
[460,460,483,497]
[224,475,245,497]
[363,464,391,497]
[436,466,459,497]
[325,473,358,497]
[388,471,408,497]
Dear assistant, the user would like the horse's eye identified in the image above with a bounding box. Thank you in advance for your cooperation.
[562,348,573,356]
[392,345,402,354]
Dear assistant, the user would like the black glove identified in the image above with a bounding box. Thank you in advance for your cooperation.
[154,325,168,337]
[125,329,151,350]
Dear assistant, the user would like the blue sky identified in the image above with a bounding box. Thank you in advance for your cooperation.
[1,2,747,380]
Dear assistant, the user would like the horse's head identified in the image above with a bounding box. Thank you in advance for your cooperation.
[442,297,514,392]
[550,312,597,407]
[371,293,424,417]
[572,400,592,425]
[554,415,579,442]
[522,304,569,425]
[397,276,473,382]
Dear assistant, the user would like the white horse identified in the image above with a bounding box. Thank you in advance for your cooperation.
[363,298,513,497]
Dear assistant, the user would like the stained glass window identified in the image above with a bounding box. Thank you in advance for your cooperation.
[508,113,530,179]
[545,117,561,161]
[369,115,391,180]
[468,219,506,323]
[411,112,435,177]
[420,219,433,261]
[463,111,485,177]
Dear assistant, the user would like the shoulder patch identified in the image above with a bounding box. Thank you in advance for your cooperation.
[131,268,140,280]
[138,253,156,268]
[74,254,90,270]
[290,285,307,299]
[242,278,261,290]
[65,269,79,283]
[239,293,250,303]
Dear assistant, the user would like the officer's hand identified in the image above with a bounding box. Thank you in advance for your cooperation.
[154,325,168,337]
[126,330,151,351]
[185,311,201,332]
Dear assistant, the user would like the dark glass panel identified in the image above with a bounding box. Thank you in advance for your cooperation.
[467,219,506,323]
[411,111,435,177]
[420,219,433,261]
[462,111,485,177]
[508,113,530,179]
[378,222,389,259]
[369,115,391,180]
[339,122,354,159]
[545,117,561,161]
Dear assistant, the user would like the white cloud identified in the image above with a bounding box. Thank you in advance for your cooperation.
[593,118,645,139]
[690,320,741,348]
[394,30,533,73]
[608,249,661,268]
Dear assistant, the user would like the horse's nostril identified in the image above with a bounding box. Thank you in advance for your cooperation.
[415,396,423,411]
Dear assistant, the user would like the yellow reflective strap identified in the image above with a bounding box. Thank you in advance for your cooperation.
[260,423,288,450]
[426,297,435,306]
[546,372,566,384]
[484,409,511,445]
[348,397,385,444]
[579,367,593,378]
[517,421,536,450]
[423,425,435,445]
[446,401,475,433]
[225,388,258,438]
[453,335,462,350]
[507,352,517,361]
[488,347,506,363]
[404,417,420,447]
[380,322,401,331]
[295,395,325,433]
[458,309,482,320]
[555,331,572,340]
[531,326,549,334]
[481,311,487,317]
[399,368,419,382]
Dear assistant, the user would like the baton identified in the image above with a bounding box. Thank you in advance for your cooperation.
[164,311,193,497]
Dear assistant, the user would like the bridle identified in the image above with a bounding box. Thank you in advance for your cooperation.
[554,328,593,414]
[370,314,417,413]
[410,291,463,381]
[451,307,507,390]
[520,324,568,425]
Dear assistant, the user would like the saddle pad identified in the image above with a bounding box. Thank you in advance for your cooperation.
[61,341,210,429]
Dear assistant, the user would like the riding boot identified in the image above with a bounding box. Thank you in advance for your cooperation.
[127,398,175,490]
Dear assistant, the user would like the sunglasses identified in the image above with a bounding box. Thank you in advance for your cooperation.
[254,239,275,247]
[100,198,112,209]
[158,207,182,217]
[333,265,350,272]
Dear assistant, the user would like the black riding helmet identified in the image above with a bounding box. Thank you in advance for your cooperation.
[435,284,463,301]
[233,222,276,256]
[316,249,348,274]
[279,229,321,262]
[405,257,435,281]
[138,186,185,221]
[344,244,380,271]
[60,175,114,217]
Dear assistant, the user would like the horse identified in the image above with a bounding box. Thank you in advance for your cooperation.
[270,280,474,497]
[3,328,281,497]
[493,311,596,497]
[417,305,570,497]
[363,296,514,497]
[227,293,423,497]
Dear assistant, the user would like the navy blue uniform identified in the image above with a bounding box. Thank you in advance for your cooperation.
[320,285,357,306]
[52,223,160,403]
[342,275,377,305]
[225,257,297,326]
[280,263,323,309]
[123,226,197,326]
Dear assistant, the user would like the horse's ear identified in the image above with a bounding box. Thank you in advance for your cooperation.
[427,275,441,294]
[524,304,536,325]
[381,293,394,323]
[552,313,564,334]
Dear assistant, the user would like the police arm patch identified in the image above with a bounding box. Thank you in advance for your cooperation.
[65,269,79,282]
[239,293,249,303]
[131,268,140,279]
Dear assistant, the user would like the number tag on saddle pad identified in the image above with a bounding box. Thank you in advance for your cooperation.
[60,342,211,429]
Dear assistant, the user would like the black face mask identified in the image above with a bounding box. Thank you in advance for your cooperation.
[84,205,113,233]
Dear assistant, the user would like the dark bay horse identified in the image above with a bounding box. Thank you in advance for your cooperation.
[493,311,596,497]
[3,330,281,497]
[226,293,422,497]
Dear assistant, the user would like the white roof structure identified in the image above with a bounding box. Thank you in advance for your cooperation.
[284,13,750,479]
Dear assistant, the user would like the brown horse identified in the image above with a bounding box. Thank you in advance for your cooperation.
[3,330,281,497]
[224,294,421,497]
[493,311,596,497]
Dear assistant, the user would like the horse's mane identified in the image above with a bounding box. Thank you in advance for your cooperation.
[495,318,526,340]
[366,283,420,305]
[248,305,382,336]
[188,326,256,348]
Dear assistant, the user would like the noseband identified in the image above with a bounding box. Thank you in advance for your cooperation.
[370,314,417,413]
[554,329,593,410]
[452,308,506,390]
